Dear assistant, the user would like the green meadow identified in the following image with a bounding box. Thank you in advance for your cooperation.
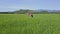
[0,14,60,34]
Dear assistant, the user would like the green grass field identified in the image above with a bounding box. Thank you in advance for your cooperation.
[0,14,60,34]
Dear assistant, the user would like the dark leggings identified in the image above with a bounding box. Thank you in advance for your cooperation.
[31,15,33,18]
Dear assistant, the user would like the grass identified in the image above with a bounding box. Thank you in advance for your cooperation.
[0,14,60,34]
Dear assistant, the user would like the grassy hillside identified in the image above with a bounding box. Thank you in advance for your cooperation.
[0,14,60,34]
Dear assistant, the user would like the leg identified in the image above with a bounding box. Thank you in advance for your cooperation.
[31,15,33,18]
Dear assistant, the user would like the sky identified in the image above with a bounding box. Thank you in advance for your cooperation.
[0,0,60,12]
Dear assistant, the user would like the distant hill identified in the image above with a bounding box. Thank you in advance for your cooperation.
[0,9,60,14]
[34,9,60,12]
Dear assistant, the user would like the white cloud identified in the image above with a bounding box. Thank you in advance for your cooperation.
[0,5,33,11]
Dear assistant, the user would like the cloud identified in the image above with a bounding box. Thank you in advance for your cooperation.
[0,5,33,11]
[0,5,20,11]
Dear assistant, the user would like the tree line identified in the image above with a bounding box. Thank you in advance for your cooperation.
[0,9,60,14]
